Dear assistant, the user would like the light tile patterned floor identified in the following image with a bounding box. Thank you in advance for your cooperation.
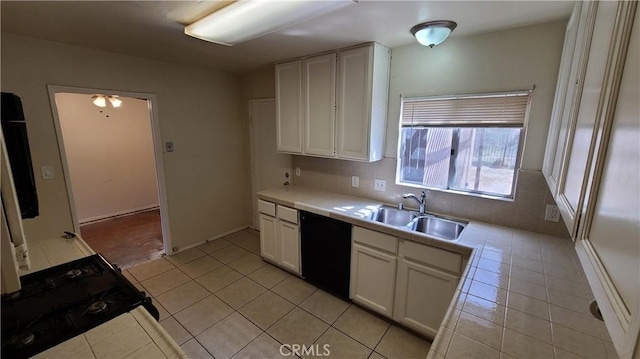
[125,228,431,359]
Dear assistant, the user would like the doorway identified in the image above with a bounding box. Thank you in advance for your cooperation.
[47,86,172,269]
[249,99,292,228]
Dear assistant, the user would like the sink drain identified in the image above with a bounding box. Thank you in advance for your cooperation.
[590,300,604,321]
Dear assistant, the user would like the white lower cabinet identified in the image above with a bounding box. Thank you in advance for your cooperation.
[277,220,300,274]
[259,213,278,263]
[350,227,398,317]
[394,239,461,338]
[350,227,461,338]
[258,200,300,275]
[393,257,459,338]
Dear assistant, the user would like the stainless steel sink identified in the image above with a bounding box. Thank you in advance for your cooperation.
[369,205,467,240]
[409,216,466,240]
[371,206,417,227]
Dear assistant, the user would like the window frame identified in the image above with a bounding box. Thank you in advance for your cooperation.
[395,90,532,201]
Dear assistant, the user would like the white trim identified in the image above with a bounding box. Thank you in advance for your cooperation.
[46,85,173,255]
[576,239,639,359]
[248,98,276,230]
[168,226,251,254]
[78,205,160,225]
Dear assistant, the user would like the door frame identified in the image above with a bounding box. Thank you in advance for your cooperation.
[46,85,173,254]
[248,98,276,229]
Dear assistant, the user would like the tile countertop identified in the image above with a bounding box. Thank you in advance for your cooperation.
[19,234,187,359]
[258,186,618,359]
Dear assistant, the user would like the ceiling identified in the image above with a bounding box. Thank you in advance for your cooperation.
[1,1,574,74]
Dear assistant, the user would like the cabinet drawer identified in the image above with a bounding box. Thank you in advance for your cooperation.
[353,227,398,254]
[258,200,276,216]
[400,240,461,274]
[277,205,298,223]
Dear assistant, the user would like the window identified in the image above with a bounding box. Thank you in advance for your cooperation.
[396,91,531,199]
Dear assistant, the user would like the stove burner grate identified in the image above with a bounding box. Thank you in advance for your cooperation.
[86,300,108,315]
[62,269,84,280]
[8,332,35,349]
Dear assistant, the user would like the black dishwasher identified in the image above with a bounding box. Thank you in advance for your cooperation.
[300,211,352,300]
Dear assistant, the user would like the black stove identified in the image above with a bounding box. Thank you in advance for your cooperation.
[1,254,159,359]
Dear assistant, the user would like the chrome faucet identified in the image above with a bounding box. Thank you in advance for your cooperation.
[402,191,427,214]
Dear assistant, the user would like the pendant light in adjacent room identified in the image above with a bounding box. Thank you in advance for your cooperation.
[91,95,122,108]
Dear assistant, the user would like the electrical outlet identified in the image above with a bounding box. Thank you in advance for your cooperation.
[295,167,301,176]
[165,142,174,152]
[374,179,386,192]
[351,176,359,188]
[544,204,560,222]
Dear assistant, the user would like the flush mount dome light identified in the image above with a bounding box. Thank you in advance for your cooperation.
[411,20,457,48]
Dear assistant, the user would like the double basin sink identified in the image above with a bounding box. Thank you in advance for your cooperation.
[368,206,467,241]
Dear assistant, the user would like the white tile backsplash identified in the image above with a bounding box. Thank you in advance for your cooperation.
[292,156,569,237]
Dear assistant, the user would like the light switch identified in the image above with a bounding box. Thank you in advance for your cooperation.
[351,176,359,188]
[165,142,174,152]
[41,166,55,180]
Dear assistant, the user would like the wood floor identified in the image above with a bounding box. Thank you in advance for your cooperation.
[80,209,164,270]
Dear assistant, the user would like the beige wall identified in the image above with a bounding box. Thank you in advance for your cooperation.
[55,93,159,223]
[1,33,250,251]
[385,20,567,169]
[290,20,569,237]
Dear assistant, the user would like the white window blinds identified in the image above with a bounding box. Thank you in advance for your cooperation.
[401,91,531,127]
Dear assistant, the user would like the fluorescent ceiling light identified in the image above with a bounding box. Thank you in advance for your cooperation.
[411,20,457,48]
[185,0,355,46]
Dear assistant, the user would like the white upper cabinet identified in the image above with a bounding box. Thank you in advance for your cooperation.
[557,0,617,232]
[275,60,303,154]
[542,0,639,355]
[336,44,390,161]
[303,53,337,157]
[275,43,390,162]
[542,1,585,193]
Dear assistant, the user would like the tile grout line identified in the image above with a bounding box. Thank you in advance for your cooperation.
[132,230,431,359]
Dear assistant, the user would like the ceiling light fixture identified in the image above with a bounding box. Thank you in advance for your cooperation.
[92,95,106,108]
[108,96,122,108]
[92,95,122,108]
[411,20,457,48]
[185,0,356,46]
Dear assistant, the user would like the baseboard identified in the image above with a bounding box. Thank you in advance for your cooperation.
[168,225,251,254]
[79,205,160,225]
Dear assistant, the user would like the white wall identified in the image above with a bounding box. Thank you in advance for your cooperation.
[55,93,159,223]
[385,20,566,171]
[1,33,250,251]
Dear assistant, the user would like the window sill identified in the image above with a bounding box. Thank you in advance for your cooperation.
[396,181,516,202]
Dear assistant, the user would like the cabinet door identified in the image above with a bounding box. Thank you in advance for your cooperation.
[303,53,336,157]
[393,258,459,338]
[276,60,303,154]
[542,1,583,192]
[278,220,300,274]
[557,0,618,234]
[337,46,371,160]
[259,214,278,263]
[350,243,396,317]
